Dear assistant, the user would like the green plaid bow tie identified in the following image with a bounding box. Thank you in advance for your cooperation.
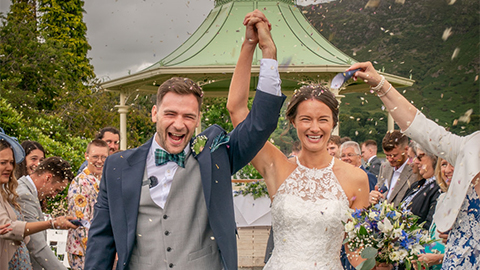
[154,148,185,168]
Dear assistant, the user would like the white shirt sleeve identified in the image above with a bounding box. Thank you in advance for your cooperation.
[257,59,282,96]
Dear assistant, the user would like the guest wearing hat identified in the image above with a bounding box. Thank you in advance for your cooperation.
[0,128,78,270]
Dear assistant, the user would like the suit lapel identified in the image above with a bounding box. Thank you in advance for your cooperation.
[196,143,212,210]
[388,164,412,202]
[122,139,151,249]
[385,165,394,188]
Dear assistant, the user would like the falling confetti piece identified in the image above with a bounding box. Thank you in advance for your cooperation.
[442,27,453,41]
[363,1,378,9]
[458,109,473,123]
[451,48,460,60]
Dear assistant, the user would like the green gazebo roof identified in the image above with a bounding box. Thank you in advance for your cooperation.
[101,0,413,97]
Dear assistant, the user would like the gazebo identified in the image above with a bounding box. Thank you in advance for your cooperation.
[100,0,414,149]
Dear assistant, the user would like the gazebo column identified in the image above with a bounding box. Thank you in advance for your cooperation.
[195,125,202,136]
[387,112,395,131]
[330,87,344,136]
[115,91,130,150]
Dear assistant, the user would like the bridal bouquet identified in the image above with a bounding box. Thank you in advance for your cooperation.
[343,200,433,270]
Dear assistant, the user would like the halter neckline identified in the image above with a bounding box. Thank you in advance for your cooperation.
[295,156,335,170]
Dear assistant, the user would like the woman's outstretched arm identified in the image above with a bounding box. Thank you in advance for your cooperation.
[347,61,417,131]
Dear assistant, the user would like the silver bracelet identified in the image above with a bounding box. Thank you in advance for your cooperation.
[377,83,392,97]
[50,219,55,229]
[370,75,385,92]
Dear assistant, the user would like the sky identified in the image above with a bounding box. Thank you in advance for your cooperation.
[0,0,326,82]
[0,0,214,80]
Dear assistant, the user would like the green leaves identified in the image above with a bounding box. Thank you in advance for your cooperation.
[356,258,376,270]
[357,247,378,270]
[360,246,378,259]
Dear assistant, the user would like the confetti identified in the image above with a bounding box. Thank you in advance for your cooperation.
[451,48,460,60]
[442,27,453,41]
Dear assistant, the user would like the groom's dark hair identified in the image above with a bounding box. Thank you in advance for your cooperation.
[156,77,203,109]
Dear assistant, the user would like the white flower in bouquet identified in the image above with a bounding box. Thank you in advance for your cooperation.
[345,221,355,232]
[389,251,401,261]
[378,218,393,233]
[393,228,403,238]
[398,249,409,260]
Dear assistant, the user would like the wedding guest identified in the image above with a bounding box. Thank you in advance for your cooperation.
[327,135,341,158]
[16,156,74,270]
[1,223,12,234]
[67,139,109,269]
[14,141,45,179]
[227,12,369,268]
[340,141,377,191]
[289,141,301,157]
[340,136,352,144]
[361,139,382,177]
[77,127,120,174]
[0,130,77,270]
[348,61,479,269]
[401,142,441,230]
[415,158,454,270]
[369,131,418,207]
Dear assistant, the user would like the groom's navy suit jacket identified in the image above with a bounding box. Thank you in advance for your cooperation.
[84,91,285,270]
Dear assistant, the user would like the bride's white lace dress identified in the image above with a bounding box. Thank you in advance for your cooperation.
[263,157,351,270]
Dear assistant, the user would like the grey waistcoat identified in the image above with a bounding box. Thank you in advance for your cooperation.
[128,153,222,270]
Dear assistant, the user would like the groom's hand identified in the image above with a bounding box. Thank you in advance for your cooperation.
[256,21,276,60]
[243,10,270,47]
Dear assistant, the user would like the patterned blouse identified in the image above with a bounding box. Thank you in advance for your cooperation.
[66,167,100,256]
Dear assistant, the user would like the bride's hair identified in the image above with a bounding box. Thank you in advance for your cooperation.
[286,85,339,128]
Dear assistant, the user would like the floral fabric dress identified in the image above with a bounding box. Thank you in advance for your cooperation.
[8,207,33,270]
[441,185,480,269]
[66,167,100,269]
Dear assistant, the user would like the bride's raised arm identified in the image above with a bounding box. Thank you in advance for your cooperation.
[227,10,290,198]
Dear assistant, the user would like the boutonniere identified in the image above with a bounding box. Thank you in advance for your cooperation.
[210,133,230,153]
[191,135,207,156]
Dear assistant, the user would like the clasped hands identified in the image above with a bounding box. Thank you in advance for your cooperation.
[243,9,276,60]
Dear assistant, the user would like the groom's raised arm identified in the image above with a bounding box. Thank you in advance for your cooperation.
[227,12,285,174]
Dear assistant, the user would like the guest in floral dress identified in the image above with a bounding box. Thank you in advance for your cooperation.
[67,139,109,270]
[1,130,77,270]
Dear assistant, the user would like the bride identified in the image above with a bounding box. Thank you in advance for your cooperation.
[228,10,370,269]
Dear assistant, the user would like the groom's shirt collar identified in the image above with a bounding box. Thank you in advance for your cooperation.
[145,133,190,209]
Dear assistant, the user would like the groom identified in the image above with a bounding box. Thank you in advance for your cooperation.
[84,10,284,270]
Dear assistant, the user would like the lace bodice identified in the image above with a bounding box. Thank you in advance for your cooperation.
[264,157,351,270]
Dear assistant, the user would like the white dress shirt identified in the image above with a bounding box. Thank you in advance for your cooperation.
[146,137,190,208]
[386,160,408,201]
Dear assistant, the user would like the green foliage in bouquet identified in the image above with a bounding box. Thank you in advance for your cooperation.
[343,200,435,270]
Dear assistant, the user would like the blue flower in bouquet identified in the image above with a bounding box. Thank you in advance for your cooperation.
[353,209,363,219]
[343,200,435,270]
